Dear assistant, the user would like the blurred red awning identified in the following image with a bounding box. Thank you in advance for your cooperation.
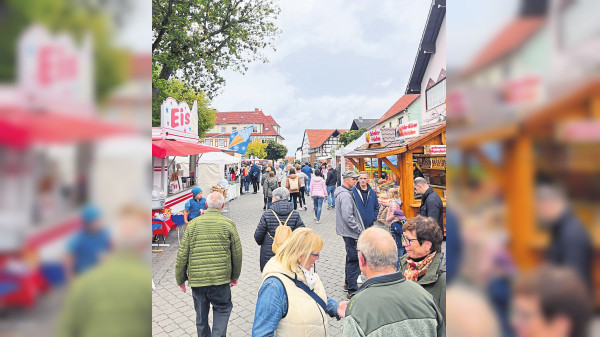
[0,108,137,148]
[152,139,222,158]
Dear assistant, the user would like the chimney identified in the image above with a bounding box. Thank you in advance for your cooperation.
[359,116,363,120]
[255,108,259,113]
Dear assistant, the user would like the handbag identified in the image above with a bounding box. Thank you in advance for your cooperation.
[282,274,327,312]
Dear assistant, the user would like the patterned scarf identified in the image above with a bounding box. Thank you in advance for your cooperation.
[403,251,437,282]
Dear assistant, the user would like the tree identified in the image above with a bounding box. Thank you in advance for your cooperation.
[265,141,287,161]
[1,0,129,103]
[339,128,367,146]
[152,65,216,137]
[152,0,281,99]
[246,139,267,159]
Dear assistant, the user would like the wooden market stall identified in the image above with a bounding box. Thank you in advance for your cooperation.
[450,78,600,305]
[345,122,447,235]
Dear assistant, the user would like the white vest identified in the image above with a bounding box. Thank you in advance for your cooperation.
[261,258,329,337]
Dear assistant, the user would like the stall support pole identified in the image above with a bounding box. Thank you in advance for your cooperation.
[161,157,166,194]
[400,152,416,218]
[377,158,382,179]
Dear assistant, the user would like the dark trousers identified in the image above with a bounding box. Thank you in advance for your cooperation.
[290,192,301,210]
[343,237,360,294]
[252,177,259,193]
[299,186,306,207]
[239,177,245,195]
[191,284,233,337]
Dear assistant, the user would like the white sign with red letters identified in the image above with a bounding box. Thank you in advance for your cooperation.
[161,97,199,137]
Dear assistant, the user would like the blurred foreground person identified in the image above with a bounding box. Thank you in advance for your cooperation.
[176,192,243,337]
[343,227,444,337]
[536,185,592,285]
[447,283,501,337]
[255,187,305,272]
[398,215,446,320]
[64,205,111,280]
[58,205,151,336]
[252,228,348,337]
[511,266,591,337]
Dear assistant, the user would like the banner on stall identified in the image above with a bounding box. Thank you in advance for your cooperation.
[425,145,446,155]
[395,121,419,141]
[161,97,199,136]
[366,129,382,144]
[228,126,253,154]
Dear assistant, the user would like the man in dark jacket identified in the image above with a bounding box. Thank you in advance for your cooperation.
[352,172,379,229]
[250,163,261,194]
[414,177,444,235]
[254,187,305,271]
[301,162,313,195]
[325,164,337,209]
[536,185,592,285]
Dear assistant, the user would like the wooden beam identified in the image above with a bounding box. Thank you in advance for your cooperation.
[591,95,600,119]
[504,135,537,270]
[358,158,366,171]
[347,158,360,170]
[377,158,382,178]
[399,152,416,218]
[441,132,446,145]
[408,124,446,150]
[468,147,503,181]
[457,124,518,149]
[375,146,407,159]
[381,157,401,179]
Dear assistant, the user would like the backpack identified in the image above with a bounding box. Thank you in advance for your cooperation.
[288,177,299,191]
[252,167,259,178]
[267,210,294,254]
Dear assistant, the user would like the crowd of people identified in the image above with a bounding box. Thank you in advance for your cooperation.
[175,161,449,337]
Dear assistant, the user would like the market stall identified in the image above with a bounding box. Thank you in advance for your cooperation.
[196,151,241,202]
[345,122,447,235]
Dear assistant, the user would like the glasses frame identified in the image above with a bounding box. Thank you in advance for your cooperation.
[401,234,419,246]
[310,253,320,258]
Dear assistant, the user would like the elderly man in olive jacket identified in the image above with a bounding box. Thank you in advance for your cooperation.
[175,191,243,337]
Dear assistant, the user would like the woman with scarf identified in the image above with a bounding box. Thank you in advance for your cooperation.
[252,228,348,337]
[398,215,446,321]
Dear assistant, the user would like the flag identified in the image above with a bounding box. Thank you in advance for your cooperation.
[228,126,253,154]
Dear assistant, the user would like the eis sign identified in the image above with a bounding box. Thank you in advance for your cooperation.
[161,97,199,136]
[395,121,419,141]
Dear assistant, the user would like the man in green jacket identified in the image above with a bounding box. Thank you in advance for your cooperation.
[343,227,444,337]
[175,191,243,337]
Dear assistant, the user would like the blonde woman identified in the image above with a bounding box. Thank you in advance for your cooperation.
[385,188,406,260]
[252,228,348,337]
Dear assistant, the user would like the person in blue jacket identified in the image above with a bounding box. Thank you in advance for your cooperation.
[301,162,313,195]
[352,171,380,229]
[184,187,207,223]
[250,163,261,194]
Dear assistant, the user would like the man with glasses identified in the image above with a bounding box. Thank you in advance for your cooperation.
[334,171,365,299]
[398,215,446,321]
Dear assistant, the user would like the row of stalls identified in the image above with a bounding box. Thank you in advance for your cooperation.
[342,122,447,235]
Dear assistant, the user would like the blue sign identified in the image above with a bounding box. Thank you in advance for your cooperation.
[228,126,253,154]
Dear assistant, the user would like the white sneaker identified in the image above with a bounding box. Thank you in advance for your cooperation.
[316,220,320,224]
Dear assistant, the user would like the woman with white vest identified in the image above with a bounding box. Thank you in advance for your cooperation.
[252,228,348,336]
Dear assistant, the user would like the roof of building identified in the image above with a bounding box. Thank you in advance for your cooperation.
[211,110,282,137]
[405,0,446,94]
[305,129,348,149]
[374,94,420,126]
[461,17,545,78]
[351,118,379,130]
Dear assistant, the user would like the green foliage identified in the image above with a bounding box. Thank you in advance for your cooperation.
[1,0,128,103]
[265,141,287,161]
[152,65,216,137]
[246,140,267,159]
[152,0,281,99]
[339,128,367,146]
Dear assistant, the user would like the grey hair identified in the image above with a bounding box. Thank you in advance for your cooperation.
[414,177,428,186]
[272,187,290,202]
[206,191,225,209]
[357,227,398,270]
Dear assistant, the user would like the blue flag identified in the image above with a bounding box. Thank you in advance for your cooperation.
[228,126,253,154]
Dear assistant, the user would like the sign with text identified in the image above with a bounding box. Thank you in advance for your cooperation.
[228,126,253,154]
[425,145,446,155]
[365,129,382,144]
[161,97,199,136]
[395,121,419,141]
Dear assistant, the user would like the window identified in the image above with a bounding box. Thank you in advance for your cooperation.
[205,139,210,146]
[218,139,224,147]
[389,122,392,128]
[252,125,258,133]
[232,127,237,132]
[265,127,269,131]
[398,116,404,125]
[426,78,446,110]
[221,126,226,133]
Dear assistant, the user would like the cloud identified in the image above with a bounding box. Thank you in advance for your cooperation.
[211,0,431,156]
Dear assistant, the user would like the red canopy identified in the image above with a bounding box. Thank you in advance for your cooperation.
[152,139,222,158]
[0,108,137,148]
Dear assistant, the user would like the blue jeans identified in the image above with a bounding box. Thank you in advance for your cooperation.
[266,197,272,209]
[326,185,336,207]
[192,283,233,337]
[305,178,311,194]
[313,196,324,221]
[343,237,360,294]
[244,179,250,192]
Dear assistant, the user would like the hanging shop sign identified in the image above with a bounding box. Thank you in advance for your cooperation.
[424,145,446,155]
[395,121,419,141]
[365,129,382,144]
[161,97,199,137]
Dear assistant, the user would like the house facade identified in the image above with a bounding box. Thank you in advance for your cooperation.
[371,94,421,131]
[200,109,284,149]
[300,129,347,163]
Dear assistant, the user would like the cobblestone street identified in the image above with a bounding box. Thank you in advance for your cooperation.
[152,189,349,336]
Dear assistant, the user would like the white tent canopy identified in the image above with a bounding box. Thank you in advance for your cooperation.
[335,131,367,172]
[197,151,240,165]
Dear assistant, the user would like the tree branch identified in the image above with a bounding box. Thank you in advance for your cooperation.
[152,0,174,52]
